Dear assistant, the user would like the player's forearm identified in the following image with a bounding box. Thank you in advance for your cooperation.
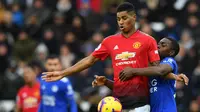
[62,55,98,76]
[164,73,177,80]
[105,79,114,90]
[133,64,172,76]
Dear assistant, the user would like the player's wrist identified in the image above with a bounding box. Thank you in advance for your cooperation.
[104,78,109,85]
[60,70,66,77]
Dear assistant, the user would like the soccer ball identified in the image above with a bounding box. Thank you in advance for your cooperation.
[98,96,122,112]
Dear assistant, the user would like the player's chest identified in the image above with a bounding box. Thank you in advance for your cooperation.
[41,83,63,95]
[21,90,40,107]
[108,39,146,59]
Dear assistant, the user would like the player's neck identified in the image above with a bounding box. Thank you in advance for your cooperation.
[27,80,36,87]
[122,27,136,38]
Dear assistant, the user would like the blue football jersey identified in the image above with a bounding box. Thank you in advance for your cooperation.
[38,77,77,112]
[149,57,178,112]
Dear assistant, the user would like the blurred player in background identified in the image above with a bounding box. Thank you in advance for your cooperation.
[38,55,77,112]
[15,63,40,112]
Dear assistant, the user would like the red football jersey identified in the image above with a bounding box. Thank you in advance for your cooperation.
[92,30,160,109]
[16,82,40,112]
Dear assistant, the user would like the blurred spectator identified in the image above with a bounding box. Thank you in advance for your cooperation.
[42,29,59,55]
[49,12,69,42]
[13,30,37,63]
[25,15,41,41]
[0,2,6,23]
[1,11,20,40]
[100,3,118,37]
[84,9,103,36]
[160,15,181,41]
[63,31,83,58]
[71,15,88,41]
[82,32,104,56]
[140,23,159,42]
[24,0,50,25]
[192,61,200,97]
[181,1,200,25]
[0,31,12,55]
[0,60,24,100]
[177,30,198,78]
[186,15,200,41]
[189,100,200,112]
[11,4,24,28]
[60,44,76,69]
[56,0,76,25]
[34,43,48,65]
[0,44,9,74]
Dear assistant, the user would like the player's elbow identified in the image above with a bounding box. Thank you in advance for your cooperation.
[156,68,169,76]
[85,55,97,67]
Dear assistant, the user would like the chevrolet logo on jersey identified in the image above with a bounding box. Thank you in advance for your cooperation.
[115,52,136,60]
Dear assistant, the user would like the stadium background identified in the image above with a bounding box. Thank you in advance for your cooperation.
[0,0,199,112]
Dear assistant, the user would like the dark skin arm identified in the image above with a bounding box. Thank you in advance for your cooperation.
[42,55,100,82]
[119,64,172,81]
[119,64,189,85]
[92,75,114,90]
[105,79,114,90]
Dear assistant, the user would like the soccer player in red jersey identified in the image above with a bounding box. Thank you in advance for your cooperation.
[41,2,177,111]
[16,63,40,112]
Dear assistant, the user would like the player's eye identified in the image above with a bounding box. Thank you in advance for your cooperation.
[122,16,128,20]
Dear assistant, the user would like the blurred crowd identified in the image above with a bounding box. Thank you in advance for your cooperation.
[0,0,200,112]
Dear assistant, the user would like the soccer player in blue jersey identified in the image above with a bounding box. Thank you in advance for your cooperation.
[38,55,77,112]
[119,37,189,112]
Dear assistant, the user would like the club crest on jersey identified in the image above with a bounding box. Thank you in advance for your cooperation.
[115,52,136,60]
[133,42,141,49]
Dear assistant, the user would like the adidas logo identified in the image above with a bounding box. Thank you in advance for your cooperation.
[114,45,119,50]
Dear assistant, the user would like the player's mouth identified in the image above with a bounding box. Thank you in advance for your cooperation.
[119,26,125,30]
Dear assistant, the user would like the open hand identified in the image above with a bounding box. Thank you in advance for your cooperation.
[176,73,189,85]
[42,71,64,82]
[119,67,134,81]
[92,75,107,87]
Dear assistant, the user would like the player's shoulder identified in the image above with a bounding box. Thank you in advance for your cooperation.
[162,57,176,64]
[60,77,70,84]
[103,33,121,42]
[17,85,27,95]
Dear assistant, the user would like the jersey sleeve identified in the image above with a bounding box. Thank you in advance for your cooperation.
[92,39,109,61]
[148,37,160,62]
[160,58,176,71]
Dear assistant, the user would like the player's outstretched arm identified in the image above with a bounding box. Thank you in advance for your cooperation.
[42,55,99,82]
[119,64,172,81]
[92,75,114,90]
[164,73,189,85]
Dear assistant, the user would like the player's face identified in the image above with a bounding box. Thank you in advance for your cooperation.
[23,67,36,84]
[117,11,136,33]
[45,58,62,72]
[158,38,173,58]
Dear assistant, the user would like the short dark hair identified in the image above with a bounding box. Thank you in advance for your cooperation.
[27,60,44,71]
[46,55,60,61]
[117,2,135,13]
[165,37,180,57]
